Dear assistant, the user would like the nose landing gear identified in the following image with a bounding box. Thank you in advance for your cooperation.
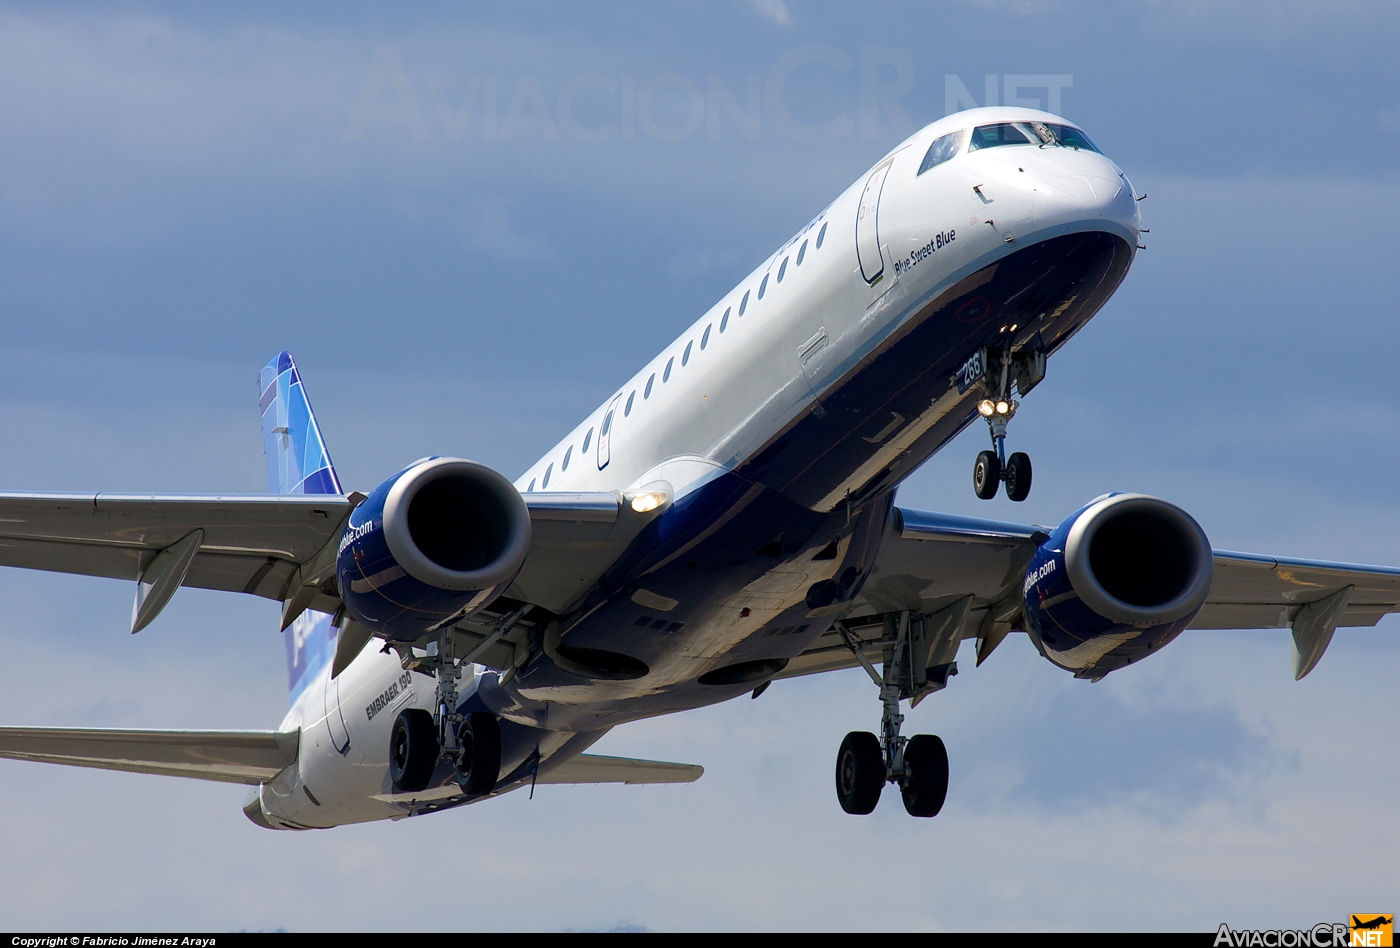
[972,357,1034,502]
[834,612,955,817]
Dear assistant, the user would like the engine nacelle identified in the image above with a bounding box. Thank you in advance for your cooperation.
[1022,493,1213,679]
[336,457,531,642]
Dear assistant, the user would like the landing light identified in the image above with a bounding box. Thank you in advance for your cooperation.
[995,400,1011,415]
[630,491,667,513]
[978,399,995,417]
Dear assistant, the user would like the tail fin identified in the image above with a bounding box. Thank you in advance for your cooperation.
[259,351,343,496]
[258,352,342,704]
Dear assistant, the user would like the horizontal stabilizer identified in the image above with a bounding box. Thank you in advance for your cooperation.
[537,753,703,785]
[0,726,298,785]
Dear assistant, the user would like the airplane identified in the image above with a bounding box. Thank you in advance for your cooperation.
[1352,916,1393,931]
[2,105,1398,828]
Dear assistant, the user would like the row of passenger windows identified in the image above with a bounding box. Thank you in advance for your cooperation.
[526,219,830,491]
[917,121,1100,175]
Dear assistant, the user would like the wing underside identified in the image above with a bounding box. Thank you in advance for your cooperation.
[780,507,1400,681]
[0,489,657,640]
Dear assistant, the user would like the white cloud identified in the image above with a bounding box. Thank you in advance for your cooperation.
[744,0,793,27]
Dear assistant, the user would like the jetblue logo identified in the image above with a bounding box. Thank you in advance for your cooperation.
[338,519,376,555]
[1024,558,1057,595]
[286,610,336,697]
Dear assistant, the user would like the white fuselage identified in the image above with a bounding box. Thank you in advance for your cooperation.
[257,107,1141,829]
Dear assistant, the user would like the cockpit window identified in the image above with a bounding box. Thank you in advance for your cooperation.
[1044,123,1100,152]
[969,121,1102,154]
[917,130,963,175]
[969,123,1034,150]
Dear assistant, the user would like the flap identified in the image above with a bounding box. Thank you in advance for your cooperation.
[1189,551,1400,630]
[0,726,300,785]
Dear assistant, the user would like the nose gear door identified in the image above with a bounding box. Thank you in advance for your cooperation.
[856,159,894,285]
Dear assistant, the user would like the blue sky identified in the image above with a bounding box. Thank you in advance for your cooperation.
[0,0,1397,931]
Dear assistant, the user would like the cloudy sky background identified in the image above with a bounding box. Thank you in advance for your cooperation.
[0,0,1397,931]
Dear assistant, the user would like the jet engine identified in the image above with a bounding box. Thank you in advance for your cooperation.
[1022,493,1213,678]
[336,457,531,642]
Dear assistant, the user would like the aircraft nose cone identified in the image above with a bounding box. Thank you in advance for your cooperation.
[1033,174,1135,230]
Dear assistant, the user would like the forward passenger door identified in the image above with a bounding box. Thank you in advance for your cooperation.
[856,159,894,285]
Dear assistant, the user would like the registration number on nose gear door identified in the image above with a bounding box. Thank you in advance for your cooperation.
[956,348,986,394]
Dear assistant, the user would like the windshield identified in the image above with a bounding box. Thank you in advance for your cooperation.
[968,121,1101,153]
[968,123,1034,150]
[917,130,964,174]
[1044,123,1100,152]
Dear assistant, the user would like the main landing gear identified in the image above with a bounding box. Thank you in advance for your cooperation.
[834,613,953,818]
[971,347,1041,502]
[386,618,511,796]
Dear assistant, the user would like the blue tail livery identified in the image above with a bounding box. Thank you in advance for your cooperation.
[260,351,342,703]
[259,350,342,497]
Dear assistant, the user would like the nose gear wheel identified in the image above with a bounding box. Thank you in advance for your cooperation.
[972,347,1039,502]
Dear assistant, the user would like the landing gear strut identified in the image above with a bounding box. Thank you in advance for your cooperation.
[386,610,519,797]
[972,348,1038,502]
[834,613,953,817]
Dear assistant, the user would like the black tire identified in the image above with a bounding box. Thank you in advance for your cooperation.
[901,734,949,818]
[389,708,437,793]
[835,731,884,815]
[1005,452,1032,502]
[973,450,1001,500]
[456,712,501,797]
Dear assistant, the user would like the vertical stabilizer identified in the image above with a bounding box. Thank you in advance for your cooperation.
[259,351,343,496]
[258,351,342,703]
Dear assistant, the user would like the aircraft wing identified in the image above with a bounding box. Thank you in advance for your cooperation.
[536,753,704,785]
[0,726,299,784]
[780,506,1400,682]
[0,489,655,631]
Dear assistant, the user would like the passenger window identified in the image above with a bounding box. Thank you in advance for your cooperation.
[720,306,731,332]
[601,411,613,436]
[969,123,1034,150]
[797,240,807,265]
[701,324,712,349]
[527,478,536,492]
[739,290,750,316]
[582,428,593,452]
[918,130,963,174]
[758,274,769,299]
[562,445,572,470]
[625,390,635,415]
[816,223,827,248]
[664,357,674,382]
[682,341,693,365]
[542,463,553,488]
[645,373,655,398]
[778,257,788,282]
